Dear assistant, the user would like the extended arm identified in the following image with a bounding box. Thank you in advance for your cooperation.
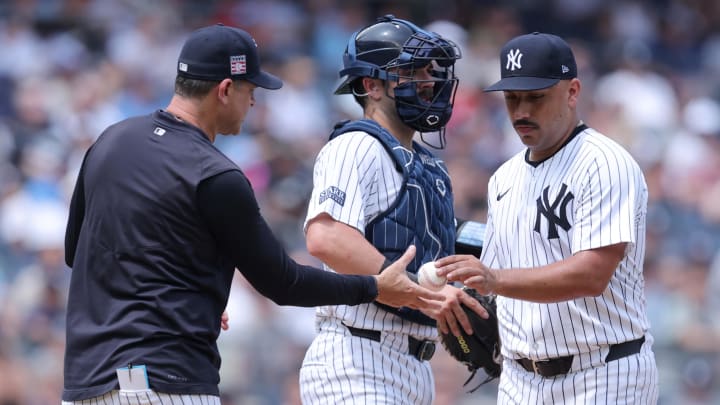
[306,212,488,334]
[197,170,375,306]
[436,242,626,303]
[197,171,443,309]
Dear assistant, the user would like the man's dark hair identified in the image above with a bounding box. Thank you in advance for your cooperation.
[174,76,219,98]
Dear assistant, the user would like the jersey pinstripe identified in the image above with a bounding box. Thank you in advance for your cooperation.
[61,390,220,405]
[303,131,437,340]
[306,130,401,233]
[499,352,658,404]
[481,126,651,360]
[300,130,438,405]
[299,317,434,405]
[482,125,658,403]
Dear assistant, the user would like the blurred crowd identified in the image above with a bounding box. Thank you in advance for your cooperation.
[0,0,718,404]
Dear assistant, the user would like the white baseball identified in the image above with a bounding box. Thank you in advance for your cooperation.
[417,261,446,291]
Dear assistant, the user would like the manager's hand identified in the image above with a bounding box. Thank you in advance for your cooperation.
[374,245,445,310]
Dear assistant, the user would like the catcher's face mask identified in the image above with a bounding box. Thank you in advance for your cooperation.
[335,14,461,149]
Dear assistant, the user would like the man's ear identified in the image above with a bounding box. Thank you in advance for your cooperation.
[362,77,382,99]
[568,78,581,108]
[217,79,233,102]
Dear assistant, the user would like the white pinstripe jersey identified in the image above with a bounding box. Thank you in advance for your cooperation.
[304,130,437,340]
[61,390,220,405]
[481,125,651,360]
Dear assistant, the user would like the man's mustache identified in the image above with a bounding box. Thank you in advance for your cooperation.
[513,119,538,127]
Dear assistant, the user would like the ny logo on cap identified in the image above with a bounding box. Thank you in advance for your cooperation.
[506,49,523,71]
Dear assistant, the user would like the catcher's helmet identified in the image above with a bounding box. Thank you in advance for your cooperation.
[336,15,461,145]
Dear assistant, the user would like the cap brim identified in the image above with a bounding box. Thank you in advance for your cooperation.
[334,77,353,95]
[246,71,283,90]
[484,77,560,92]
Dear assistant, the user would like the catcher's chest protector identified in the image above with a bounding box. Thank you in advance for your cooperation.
[329,119,456,326]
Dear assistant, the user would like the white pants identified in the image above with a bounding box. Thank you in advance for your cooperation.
[61,390,221,405]
[299,318,435,405]
[498,345,659,404]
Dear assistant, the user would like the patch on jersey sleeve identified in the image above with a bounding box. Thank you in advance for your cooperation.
[319,186,346,206]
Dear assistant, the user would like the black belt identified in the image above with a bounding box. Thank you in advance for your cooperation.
[344,324,436,361]
[516,336,646,377]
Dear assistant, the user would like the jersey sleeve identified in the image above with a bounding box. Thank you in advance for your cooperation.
[304,132,391,233]
[572,147,647,252]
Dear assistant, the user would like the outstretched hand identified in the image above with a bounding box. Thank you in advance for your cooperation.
[374,245,445,311]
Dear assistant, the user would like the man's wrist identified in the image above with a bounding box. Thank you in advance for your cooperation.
[488,269,500,296]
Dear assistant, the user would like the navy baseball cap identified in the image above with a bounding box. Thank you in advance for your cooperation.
[177,24,282,90]
[485,32,576,92]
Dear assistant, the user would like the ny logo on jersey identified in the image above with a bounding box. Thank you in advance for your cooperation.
[506,49,523,71]
[534,184,573,239]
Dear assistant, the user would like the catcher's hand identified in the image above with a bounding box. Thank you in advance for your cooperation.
[439,287,502,392]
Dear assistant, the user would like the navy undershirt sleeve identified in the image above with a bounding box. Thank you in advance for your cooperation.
[196,170,378,306]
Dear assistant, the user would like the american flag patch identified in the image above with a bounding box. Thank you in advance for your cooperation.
[230,55,246,75]
[319,186,346,206]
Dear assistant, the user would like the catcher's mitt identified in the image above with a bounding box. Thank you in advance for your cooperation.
[440,287,502,392]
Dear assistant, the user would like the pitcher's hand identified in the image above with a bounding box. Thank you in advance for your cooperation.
[436,254,498,295]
